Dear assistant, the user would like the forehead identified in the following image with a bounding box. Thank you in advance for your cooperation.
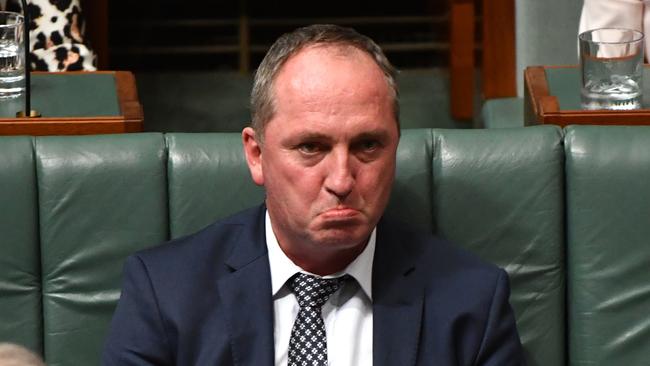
[262,45,398,143]
[282,45,383,83]
[272,45,391,110]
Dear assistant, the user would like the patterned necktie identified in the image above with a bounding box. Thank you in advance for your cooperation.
[288,273,347,366]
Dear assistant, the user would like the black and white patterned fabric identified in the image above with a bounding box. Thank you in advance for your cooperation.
[288,273,347,366]
[0,0,96,71]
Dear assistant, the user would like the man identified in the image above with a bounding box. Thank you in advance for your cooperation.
[102,24,524,365]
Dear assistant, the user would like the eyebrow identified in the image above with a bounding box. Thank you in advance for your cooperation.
[282,128,393,147]
[295,129,391,141]
[352,131,391,142]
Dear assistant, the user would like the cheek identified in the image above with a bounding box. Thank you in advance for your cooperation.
[291,172,326,200]
[359,158,395,186]
[265,162,324,201]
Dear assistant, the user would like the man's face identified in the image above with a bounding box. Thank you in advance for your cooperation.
[243,45,399,272]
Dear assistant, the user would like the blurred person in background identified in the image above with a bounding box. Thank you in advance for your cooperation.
[0,343,45,366]
[0,0,96,70]
[579,0,650,60]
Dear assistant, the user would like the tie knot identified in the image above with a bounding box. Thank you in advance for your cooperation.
[289,273,347,308]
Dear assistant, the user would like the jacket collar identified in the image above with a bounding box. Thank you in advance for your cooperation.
[372,219,425,366]
[217,205,275,365]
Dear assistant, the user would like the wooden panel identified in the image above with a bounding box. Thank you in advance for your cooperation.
[482,0,516,98]
[525,66,650,127]
[449,0,475,120]
[524,66,550,125]
[114,71,145,125]
[238,14,250,74]
[0,71,143,136]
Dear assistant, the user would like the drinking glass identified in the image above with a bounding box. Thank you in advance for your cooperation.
[579,28,644,110]
[0,11,24,100]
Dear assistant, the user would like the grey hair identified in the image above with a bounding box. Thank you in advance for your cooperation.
[250,24,399,142]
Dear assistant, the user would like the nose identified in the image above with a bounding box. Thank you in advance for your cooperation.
[324,149,354,200]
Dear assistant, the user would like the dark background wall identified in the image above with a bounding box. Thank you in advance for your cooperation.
[107,0,461,72]
[103,0,479,132]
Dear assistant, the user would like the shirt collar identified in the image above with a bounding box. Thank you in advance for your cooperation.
[265,210,375,300]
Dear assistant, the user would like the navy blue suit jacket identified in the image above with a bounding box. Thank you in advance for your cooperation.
[102,205,524,365]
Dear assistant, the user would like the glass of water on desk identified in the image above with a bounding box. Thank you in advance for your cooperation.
[579,28,644,110]
[0,11,24,100]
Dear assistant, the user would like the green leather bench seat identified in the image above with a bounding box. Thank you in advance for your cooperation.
[432,127,565,366]
[35,134,169,365]
[481,97,524,129]
[387,129,436,232]
[0,137,42,355]
[565,126,650,365]
[166,133,265,238]
[165,128,566,366]
[3,126,635,366]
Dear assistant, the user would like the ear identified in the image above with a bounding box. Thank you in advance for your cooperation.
[242,127,265,186]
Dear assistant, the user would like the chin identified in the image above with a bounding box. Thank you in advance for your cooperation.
[312,227,371,248]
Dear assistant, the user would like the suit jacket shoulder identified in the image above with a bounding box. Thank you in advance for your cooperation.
[136,205,267,277]
[102,205,274,365]
[103,208,523,366]
[373,219,525,366]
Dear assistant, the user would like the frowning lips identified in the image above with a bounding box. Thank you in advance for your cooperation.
[320,206,362,221]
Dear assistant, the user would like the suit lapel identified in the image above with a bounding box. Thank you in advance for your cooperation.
[373,221,425,366]
[217,206,275,366]
[214,209,426,366]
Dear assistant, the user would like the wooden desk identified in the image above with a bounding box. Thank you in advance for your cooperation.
[524,65,650,126]
[0,71,143,135]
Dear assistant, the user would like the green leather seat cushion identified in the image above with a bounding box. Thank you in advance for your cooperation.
[0,136,42,354]
[565,126,650,365]
[166,133,265,238]
[0,128,569,366]
[432,126,565,366]
[36,133,169,365]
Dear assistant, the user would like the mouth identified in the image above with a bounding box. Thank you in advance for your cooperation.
[321,207,361,220]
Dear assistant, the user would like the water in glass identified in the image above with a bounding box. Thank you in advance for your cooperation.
[0,38,24,99]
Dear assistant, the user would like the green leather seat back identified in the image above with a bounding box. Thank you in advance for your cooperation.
[565,126,650,366]
[432,126,566,366]
[481,97,524,129]
[386,129,435,232]
[0,136,42,355]
[0,128,567,365]
[166,133,266,238]
[36,133,169,366]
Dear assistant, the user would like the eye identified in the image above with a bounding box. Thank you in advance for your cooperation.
[297,142,322,154]
[357,139,381,152]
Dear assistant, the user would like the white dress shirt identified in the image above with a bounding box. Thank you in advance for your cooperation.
[265,211,374,366]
